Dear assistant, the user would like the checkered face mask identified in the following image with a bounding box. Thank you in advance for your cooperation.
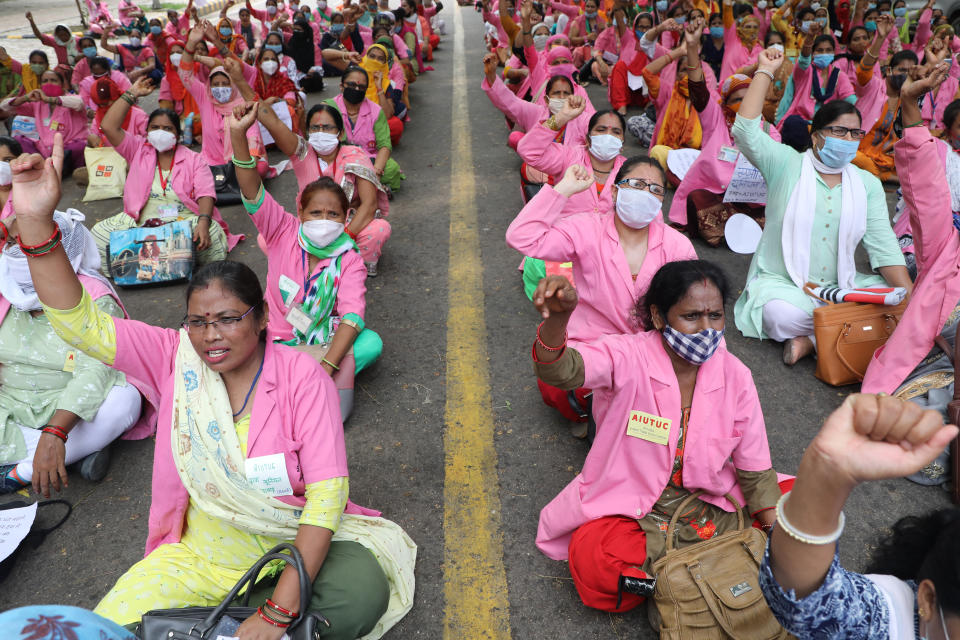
[662,325,724,365]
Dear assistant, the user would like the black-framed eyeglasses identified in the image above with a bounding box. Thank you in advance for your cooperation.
[182,305,257,332]
[343,81,369,92]
[307,123,340,133]
[818,125,866,140]
[616,177,666,196]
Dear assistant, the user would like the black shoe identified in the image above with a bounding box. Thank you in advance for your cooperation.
[619,575,657,597]
[79,447,111,482]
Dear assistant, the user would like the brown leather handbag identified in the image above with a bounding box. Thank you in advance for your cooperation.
[805,284,908,387]
[652,491,792,640]
[933,323,960,504]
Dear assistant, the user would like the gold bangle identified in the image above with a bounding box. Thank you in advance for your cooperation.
[339,317,361,331]
[544,115,561,131]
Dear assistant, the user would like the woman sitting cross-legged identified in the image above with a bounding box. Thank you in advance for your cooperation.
[13,135,415,639]
[90,77,243,268]
[230,101,383,421]
[532,260,789,612]
[731,45,911,366]
[0,211,142,496]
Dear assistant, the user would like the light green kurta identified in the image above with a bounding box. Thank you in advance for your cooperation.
[731,114,905,339]
[0,295,125,465]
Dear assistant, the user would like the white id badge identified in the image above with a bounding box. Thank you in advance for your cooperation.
[277,274,300,306]
[244,453,294,496]
[158,204,179,219]
[718,146,739,163]
[285,305,313,334]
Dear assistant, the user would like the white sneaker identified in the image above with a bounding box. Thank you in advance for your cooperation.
[365,261,379,277]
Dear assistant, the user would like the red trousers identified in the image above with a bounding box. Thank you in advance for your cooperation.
[608,60,650,111]
[536,379,589,422]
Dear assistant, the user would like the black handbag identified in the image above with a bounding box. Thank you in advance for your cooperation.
[0,499,71,583]
[138,542,329,640]
[210,163,242,206]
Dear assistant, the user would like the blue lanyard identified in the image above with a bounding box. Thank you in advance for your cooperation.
[300,249,323,298]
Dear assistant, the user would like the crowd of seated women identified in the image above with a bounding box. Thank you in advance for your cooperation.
[484,0,959,635]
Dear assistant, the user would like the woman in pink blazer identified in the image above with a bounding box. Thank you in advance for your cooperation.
[508,158,697,424]
[517,96,627,218]
[530,260,785,612]
[89,77,243,267]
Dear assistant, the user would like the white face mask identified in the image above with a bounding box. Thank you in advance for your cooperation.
[0,161,11,187]
[404,13,418,22]
[318,0,327,8]
[129,37,142,47]
[211,85,233,103]
[261,60,279,75]
[533,34,549,50]
[548,97,567,115]
[169,53,183,67]
[308,131,340,155]
[589,133,623,162]
[267,5,278,14]
[615,187,661,229]
[810,2,821,8]
[301,219,345,247]
[147,129,178,151]
[757,0,768,8]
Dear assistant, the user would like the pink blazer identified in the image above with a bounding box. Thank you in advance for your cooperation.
[593,25,621,62]
[669,97,781,226]
[647,60,720,150]
[853,68,887,135]
[105,322,374,554]
[114,131,243,251]
[333,93,382,160]
[3,96,88,152]
[506,185,697,341]
[516,122,626,216]
[118,45,156,74]
[252,190,367,344]
[536,331,774,560]
[778,61,855,125]
[89,105,149,144]
[921,70,960,130]
[481,75,595,145]
[720,30,762,85]
[179,66,263,167]
[289,141,390,216]
[863,128,960,393]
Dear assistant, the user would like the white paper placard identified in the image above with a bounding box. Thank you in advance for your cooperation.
[0,502,37,562]
[244,453,294,497]
[258,102,294,146]
[723,153,768,204]
[724,213,764,254]
[665,148,700,181]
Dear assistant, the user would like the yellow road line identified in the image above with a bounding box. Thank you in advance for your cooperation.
[443,5,512,639]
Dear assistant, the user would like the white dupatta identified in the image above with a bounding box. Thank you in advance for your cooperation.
[781,150,867,290]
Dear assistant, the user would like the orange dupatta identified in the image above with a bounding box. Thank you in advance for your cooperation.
[655,77,703,149]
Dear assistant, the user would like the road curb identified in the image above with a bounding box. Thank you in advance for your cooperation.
[1,0,233,39]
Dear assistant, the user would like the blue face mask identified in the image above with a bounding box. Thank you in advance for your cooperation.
[776,0,786,6]
[865,19,877,31]
[812,53,834,68]
[656,0,668,11]
[82,46,97,57]
[709,25,724,38]
[816,16,828,27]
[817,135,860,168]
[635,28,646,39]
[675,15,687,24]
[893,6,906,15]
[265,43,283,53]
[219,26,232,37]
[801,20,814,32]
[150,25,162,35]
[331,23,345,35]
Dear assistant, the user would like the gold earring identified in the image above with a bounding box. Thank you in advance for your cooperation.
[919,608,926,618]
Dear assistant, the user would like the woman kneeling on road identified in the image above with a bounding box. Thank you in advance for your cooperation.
[532,260,788,612]
[13,136,415,639]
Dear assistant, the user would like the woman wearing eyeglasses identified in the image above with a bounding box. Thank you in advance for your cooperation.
[230,101,382,420]
[507,158,696,425]
[257,100,391,277]
[732,46,910,367]
[13,137,415,640]
[323,65,404,195]
[530,260,786,612]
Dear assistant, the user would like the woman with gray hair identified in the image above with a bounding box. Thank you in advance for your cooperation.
[0,209,143,498]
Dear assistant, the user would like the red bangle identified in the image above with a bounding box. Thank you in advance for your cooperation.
[536,321,566,352]
[0,220,8,244]
[17,225,60,250]
[42,426,68,443]
[531,339,565,365]
[257,607,291,627]
[265,598,298,618]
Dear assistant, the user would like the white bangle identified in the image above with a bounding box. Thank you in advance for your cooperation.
[755,68,776,81]
[775,492,845,546]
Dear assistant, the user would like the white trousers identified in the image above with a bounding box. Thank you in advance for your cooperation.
[13,383,142,482]
[762,299,818,344]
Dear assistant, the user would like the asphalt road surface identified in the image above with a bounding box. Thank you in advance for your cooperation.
[0,5,955,639]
